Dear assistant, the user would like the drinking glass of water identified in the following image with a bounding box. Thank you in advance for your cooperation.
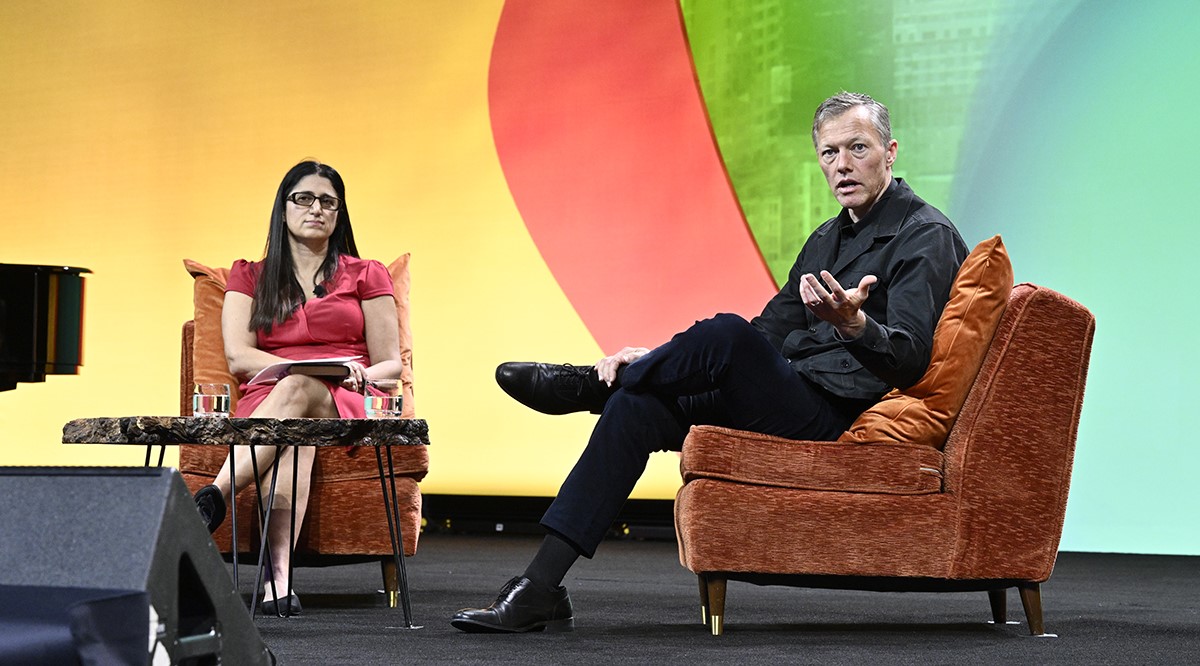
[193,383,231,417]
[364,394,403,418]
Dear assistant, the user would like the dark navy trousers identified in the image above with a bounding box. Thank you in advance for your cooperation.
[540,313,870,557]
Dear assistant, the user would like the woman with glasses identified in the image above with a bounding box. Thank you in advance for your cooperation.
[193,160,404,615]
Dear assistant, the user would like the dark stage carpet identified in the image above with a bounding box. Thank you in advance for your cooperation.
[245,533,1198,665]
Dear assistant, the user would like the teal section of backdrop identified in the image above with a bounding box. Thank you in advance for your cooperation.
[952,0,1200,555]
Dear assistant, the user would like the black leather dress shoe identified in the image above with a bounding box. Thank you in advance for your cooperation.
[495,362,617,415]
[450,576,574,633]
[193,484,226,534]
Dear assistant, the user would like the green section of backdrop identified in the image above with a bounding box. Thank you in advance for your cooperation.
[683,0,1199,556]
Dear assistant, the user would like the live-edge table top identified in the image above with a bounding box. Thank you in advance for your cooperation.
[62,416,430,448]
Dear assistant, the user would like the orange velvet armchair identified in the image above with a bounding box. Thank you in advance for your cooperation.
[176,257,429,598]
[675,237,1095,636]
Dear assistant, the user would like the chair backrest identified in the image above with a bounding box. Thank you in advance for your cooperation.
[181,320,197,415]
[941,283,1095,581]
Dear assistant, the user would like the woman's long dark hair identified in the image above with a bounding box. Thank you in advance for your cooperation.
[250,161,360,333]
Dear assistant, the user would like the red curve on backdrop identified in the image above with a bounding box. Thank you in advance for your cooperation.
[488,0,778,352]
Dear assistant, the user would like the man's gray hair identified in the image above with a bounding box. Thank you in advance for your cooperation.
[811,91,892,146]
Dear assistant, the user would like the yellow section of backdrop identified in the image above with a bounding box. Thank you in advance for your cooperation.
[0,1,686,498]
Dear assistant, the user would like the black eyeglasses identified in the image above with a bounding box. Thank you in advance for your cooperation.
[287,191,341,211]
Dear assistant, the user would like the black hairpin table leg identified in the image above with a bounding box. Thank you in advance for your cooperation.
[375,444,418,628]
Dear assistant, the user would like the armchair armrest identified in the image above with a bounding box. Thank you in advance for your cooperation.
[681,425,943,495]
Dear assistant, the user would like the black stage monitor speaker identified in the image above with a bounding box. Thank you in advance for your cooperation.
[0,466,272,665]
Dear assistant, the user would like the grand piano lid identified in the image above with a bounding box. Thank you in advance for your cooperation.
[0,263,92,274]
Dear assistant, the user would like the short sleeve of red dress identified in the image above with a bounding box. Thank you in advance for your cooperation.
[356,259,393,300]
[226,259,259,297]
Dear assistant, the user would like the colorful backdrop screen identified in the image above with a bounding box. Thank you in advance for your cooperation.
[2,0,1196,556]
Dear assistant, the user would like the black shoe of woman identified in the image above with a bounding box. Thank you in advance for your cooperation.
[261,594,303,616]
[193,484,226,533]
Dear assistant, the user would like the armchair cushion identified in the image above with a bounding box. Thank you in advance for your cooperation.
[681,425,943,495]
[183,254,416,417]
[183,260,238,410]
[838,235,1013,449]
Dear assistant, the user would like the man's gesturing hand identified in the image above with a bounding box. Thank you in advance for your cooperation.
[800,270,877,339]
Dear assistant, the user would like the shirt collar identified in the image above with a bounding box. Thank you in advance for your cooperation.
[837,178,898,238]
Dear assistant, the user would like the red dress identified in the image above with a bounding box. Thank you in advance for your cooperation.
[225,254,394,418]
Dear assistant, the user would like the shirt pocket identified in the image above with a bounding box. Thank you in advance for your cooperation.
[798,351,887,400]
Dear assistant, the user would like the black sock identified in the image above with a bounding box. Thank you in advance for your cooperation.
[523,533,580,590]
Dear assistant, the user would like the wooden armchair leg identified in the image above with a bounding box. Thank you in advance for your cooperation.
[1018,582,1050,636]
[987,588,1007,624]
[705,575,727,636]
[697,574,709,626]
[381,558,399,608]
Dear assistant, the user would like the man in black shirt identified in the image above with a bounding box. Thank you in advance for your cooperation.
[452,92,968,633]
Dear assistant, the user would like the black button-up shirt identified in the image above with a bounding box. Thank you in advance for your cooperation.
[750,179,968,401]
